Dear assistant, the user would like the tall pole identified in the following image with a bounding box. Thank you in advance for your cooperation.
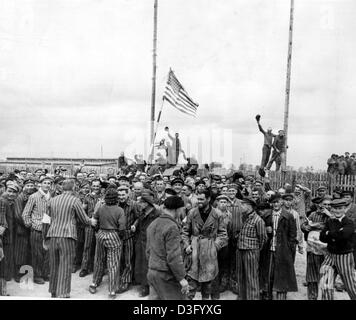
[283,0,294,171]
[150,0,158,149]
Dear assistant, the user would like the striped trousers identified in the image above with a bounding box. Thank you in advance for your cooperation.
[120,237,135,286]
[49,238,76,297]
[306,252,324,300]
[321,252,356,300]
[93,230,122,293]
[14,232,32,273]
[237,249,260,300]
[81,226,96,272]
[30,229,49,279]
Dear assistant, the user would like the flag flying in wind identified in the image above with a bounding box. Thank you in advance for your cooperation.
[163,69,199,117]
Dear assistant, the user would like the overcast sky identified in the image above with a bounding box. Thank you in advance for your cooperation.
[0,0,354,170]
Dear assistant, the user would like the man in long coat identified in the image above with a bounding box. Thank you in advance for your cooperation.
[133,189,160,297]
[259,193,298,299]
[182,190,228,300]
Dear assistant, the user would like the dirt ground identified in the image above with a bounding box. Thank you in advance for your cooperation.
[3,252,350,300]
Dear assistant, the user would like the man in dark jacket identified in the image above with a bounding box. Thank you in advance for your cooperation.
[259,193,297,300]
[320,198,356,300]
[146,196,189,300]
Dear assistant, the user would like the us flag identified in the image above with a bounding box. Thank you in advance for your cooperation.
[163,69,199,117]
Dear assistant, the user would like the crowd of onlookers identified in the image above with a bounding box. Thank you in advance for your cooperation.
[327,152,356,175]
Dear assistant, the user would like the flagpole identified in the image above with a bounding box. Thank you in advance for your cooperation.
[282,0,294,171]
[150,0,158,149]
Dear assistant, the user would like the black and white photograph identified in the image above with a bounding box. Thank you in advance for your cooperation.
[1,0,356,304]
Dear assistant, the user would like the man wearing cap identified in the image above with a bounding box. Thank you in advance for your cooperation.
[182,190,228,300]
[146,196,189,300]
[237,198,267,300]
[319,198,356,300]
[22,176,53,284]
[0,183,20,287]
[117,185,140,293]
[260,193,297,300]
[266,130,287,172]
[195,180,206,195]
[226,183,244,294]
[307,185,329,217]
[301,197,332,300]
[282,193,304,259]
[134,189,160,297]
[256,115,276,169]
[79,179,102,278]
[13,178,36,282]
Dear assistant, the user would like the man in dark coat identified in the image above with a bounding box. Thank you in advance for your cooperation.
[133,189,160,297]
[260,193,297,299]
[342,190,356,267]
[146,196,189,300]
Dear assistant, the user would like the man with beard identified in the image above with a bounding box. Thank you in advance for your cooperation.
[22,176,53,284]
[117,186,140,293]
[79,179,102,278]
[301,197,332,300]
[133,190,160,297]
[260,194,297,299]
[0,183,20,289]
[182,190,228,300]
[146,196,189,300]
[13,177,36,282]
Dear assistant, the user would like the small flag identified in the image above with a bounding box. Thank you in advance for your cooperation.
[163,69,199,117]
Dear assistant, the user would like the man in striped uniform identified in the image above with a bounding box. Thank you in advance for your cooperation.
[117,185,139,293]
[342,190,356,267]
[226,183,244,294]
[237,198,267,300]
[301,197,331,300]
[13,177,36,282]
[22,176,53,284]
[320,198,356,300]
[43,179,95,298]
[79,179,101,278]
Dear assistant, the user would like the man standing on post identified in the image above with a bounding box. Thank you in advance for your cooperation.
[182,190,228,300]
[260,193,298,299]
[22,176,53,284]
[255,114,276,170]
[43,179,96,298]
[266,130,287,172]
[146,196,189,300]
[237,198,267,300]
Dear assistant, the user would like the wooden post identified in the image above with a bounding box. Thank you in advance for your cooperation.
[150,0,158,147]
[283,0,294,170]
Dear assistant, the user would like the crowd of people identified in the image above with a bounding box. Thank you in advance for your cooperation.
[0,162,356,300]
[327,152,356,175]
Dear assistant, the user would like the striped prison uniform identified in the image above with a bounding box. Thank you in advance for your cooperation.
[118,200,139,286]
[237,211,267,300]
[92,205,126,293]
[81,193,100,272]
[14,193,32,275]
[45,192,92,297]
[320,215,356,300]
[22,190,51,279]
[301,210,329,300]
[226,198,244,292]
[0,197,8,295]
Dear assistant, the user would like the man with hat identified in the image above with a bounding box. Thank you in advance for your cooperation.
[237,197,267,300]
[22,176,53,284]
[171,177,184,196]
[13,177,36,282]
[0,182,20,288]
[195,180,206,194]
[320,198,356,300]
[146,196,189,300]
[182,190,228,300]
[0,182,20,294]
[117,185,140,293]
[226,183,244,294]
[260,193,297,300]
[133,189,160,297]
[282,193,304,259]
[301,196,332,300]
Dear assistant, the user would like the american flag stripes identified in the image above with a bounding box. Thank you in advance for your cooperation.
[163,69,199,117]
